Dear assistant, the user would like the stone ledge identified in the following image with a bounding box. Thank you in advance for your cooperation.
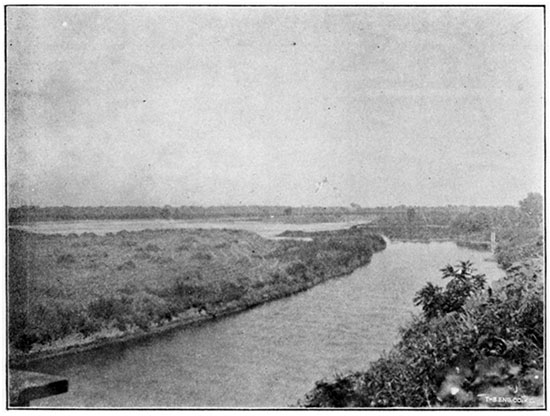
[9,370,68,407]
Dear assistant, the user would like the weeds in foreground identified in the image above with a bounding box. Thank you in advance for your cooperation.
[302,257,543,408]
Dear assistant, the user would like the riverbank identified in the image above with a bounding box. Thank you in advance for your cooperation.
[9,226,386,365]
[281,226,493,252]
[301,201,544,408]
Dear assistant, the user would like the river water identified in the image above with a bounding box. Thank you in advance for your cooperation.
[27,239,504,408]
[11,218,370,239]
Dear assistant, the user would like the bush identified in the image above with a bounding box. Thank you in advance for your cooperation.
[117,260,136,270]
[302,258,544,408]
[414,261,486,319]
[166,278,217,310]
[11,302,91,349]
[12,330,39,353]
[129,292,173,328]
[191,252,213,261]
[76,316,101,338]
[285,261,308,279]
[217,281,246,304]
[88,295,132,323]
[144,243,160,252]
[57,253,76,265]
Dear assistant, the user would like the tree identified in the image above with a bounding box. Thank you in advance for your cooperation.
[160,206,172,219]
[450,211,491,234]
[406,208,416,224]
[519,192,543,227]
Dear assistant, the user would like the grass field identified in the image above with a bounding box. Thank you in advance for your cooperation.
[9,226,386,358]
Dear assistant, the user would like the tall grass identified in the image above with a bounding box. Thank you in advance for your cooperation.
[9,227,386,356]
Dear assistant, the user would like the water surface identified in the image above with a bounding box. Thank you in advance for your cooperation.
[11,218,369,239]
[28,240,503,407]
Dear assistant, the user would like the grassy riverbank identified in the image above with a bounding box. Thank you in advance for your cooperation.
[9,226,385,363]
[301,196,544,408]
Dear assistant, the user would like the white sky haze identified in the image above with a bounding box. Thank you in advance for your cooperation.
[7,6,544,207]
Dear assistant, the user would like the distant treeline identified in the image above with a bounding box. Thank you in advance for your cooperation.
[9,205,343,223]
[7,198,542,226]
[369,193,542,240]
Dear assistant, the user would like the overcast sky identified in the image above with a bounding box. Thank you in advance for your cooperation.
[7,6,544,207]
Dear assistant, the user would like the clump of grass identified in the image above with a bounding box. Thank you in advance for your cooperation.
[144,243,160,252]
[56,253,76,265]
[117,260,136,270]
[191,252,212,261]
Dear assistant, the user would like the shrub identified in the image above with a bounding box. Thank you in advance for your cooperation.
[144,243,160,252]
[117,260,136,270]
[414,261,486,319]
[129,292,172,328]
[57,253,76,265]
[166,278,217,310]
[191,252,213,261]
[285,261,308,279]
[88,295,132,323]
[76,316,101,338]
[302,257,544,408]
[12,330,39,353]
[217,281,246,304]
[15,302,87,347]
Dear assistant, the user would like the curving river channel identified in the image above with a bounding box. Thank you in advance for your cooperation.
[27,240,504,408]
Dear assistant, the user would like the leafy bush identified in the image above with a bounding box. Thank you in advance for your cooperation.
[414,261,486,319]
[285,261,308,279]
[302,258,544,408]
[217,281,246,304]
[13,302,96,348]
[144,243,160,252]
[129,292,173,329]
[12,330,39,353]
[88,296,132,322]
[494,231,543,269]
[57,253,76,265]
[191,252,213,261]
[117,260,136,270]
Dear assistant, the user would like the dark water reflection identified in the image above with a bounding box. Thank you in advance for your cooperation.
[29,241,503,407]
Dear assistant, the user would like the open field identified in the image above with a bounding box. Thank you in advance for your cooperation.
[9,226,386,361]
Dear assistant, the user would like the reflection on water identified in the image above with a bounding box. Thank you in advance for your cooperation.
[28,241,504,407]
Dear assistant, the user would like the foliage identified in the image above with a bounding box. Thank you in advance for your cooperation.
[518,192,543,227]
[495,226,543,269]
[8,227,386,355]
[414,261,486,319]
[450,212,492,235]
[8,204,361,223]
[303,256,543,408]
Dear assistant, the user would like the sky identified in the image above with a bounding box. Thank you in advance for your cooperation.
[7,6,544,208]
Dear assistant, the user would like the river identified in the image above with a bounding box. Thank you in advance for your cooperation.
[26,238,504,408]
[11,218,371,239]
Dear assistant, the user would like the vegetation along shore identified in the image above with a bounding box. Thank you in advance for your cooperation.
[301,193,543,408]
[9,226,386,365]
